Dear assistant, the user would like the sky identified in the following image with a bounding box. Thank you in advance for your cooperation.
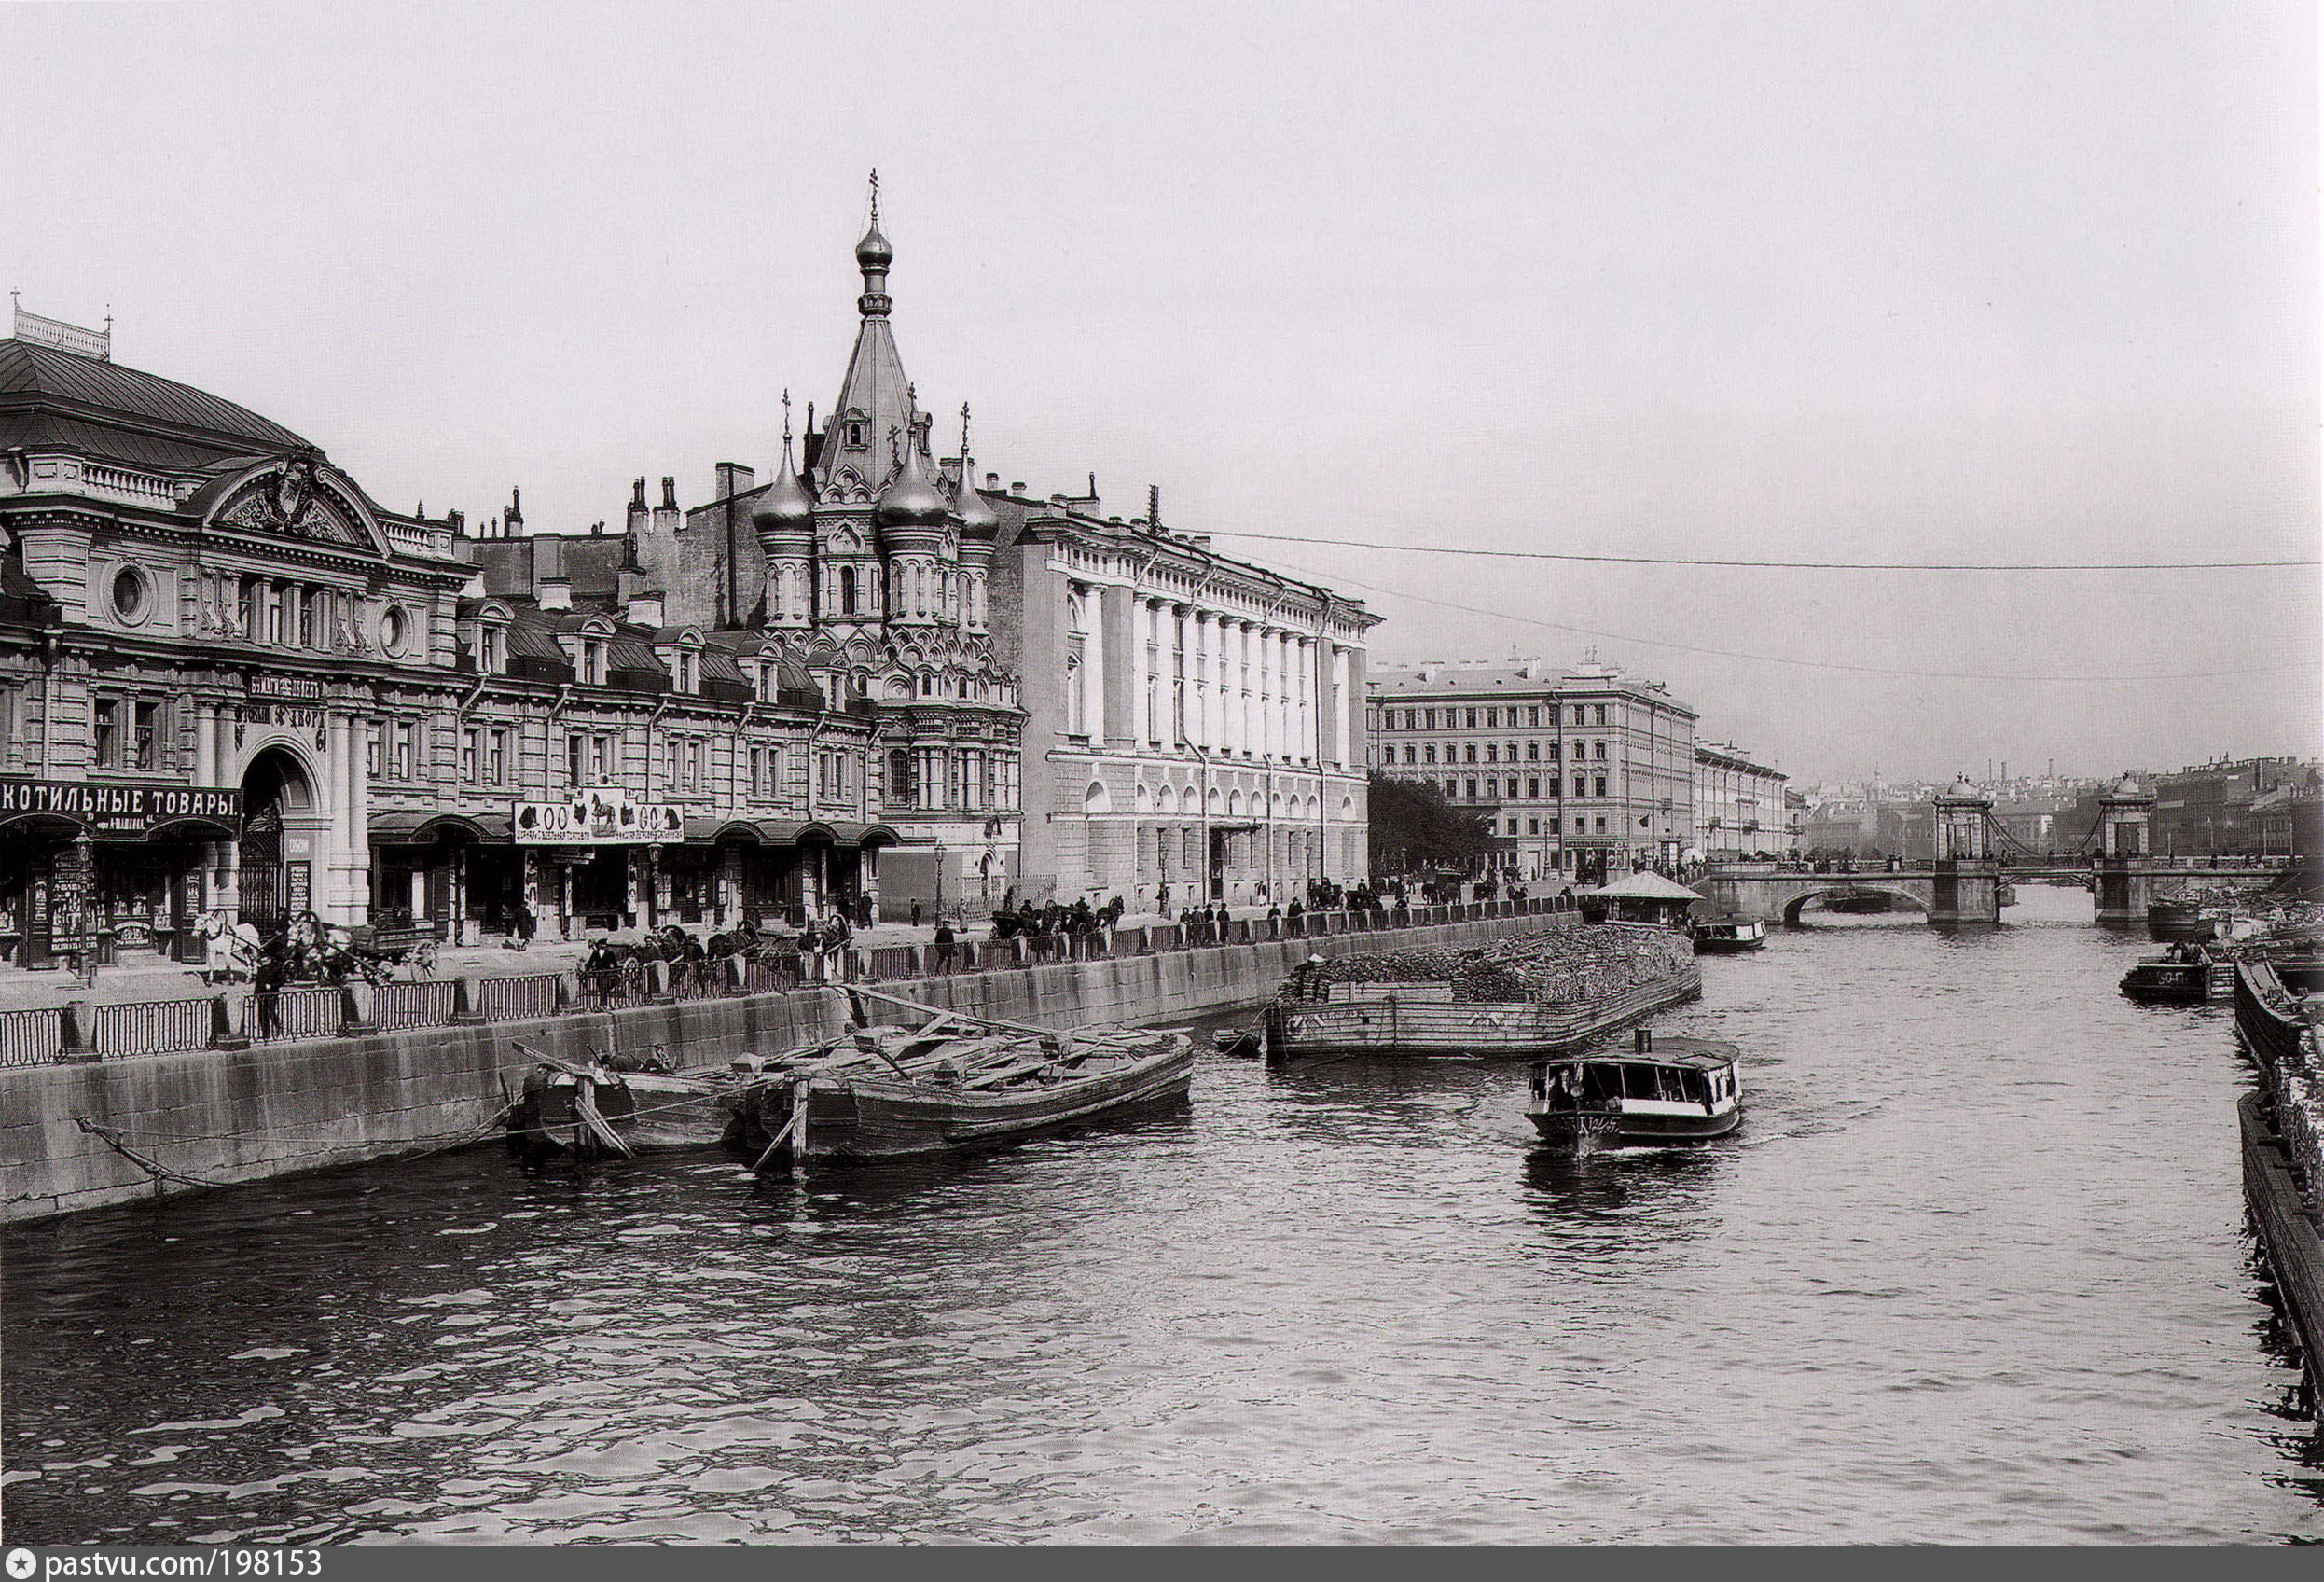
[7,0,2317,785]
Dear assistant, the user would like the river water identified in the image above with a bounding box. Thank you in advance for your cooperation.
[4,885,2318,1544]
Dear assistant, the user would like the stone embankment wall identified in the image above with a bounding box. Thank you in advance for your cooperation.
[2,912,1546,1225]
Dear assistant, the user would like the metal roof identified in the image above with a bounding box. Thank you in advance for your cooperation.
[0,337,314,467]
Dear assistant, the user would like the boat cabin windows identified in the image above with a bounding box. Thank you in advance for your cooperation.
[1543,1060,1726,1108]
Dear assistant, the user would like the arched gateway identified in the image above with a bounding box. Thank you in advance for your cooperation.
[237,747,315,932]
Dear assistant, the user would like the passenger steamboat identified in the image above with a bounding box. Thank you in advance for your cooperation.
[1526,1027,1743,1145]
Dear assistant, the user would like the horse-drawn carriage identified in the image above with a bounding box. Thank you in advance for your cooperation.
[193,910,439,988]
[578,919,812,1005]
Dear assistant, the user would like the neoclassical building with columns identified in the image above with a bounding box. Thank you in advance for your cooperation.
[987,492,1376,909]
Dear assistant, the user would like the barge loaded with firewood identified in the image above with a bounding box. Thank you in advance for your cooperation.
[1262,920,1700,1064]
[2232,946,2324,1424]
[723,987,1195,1171]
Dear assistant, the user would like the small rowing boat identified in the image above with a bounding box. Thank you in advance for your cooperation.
[1526,1027,1742,1145]
[726,987,1195,1171]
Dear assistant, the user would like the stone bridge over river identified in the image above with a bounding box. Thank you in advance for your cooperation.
[1702,773,2285,929]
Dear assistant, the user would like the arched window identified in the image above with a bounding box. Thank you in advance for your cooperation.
[839,565,857,616]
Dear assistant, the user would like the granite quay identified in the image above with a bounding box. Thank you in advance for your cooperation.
[0,895,1564,1223]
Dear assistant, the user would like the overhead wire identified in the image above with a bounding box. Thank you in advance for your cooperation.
[1248,556,2317,684]
[1205,529,2322,573]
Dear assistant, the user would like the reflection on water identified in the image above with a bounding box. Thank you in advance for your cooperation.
[3,883,2317,1542]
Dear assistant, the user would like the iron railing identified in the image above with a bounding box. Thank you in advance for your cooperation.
[244,987,344,1044]
[476,973,561,1021]
[0,1006,63,1066]
[91,997,214,1057]
[372,980,459,1033]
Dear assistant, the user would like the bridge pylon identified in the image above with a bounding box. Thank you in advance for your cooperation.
[2093,775,2156,929]
[1930,777,1999,926]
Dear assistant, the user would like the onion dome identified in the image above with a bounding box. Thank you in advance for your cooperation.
[752,430,814,543]
[951,404,999,542]
[855,172,894,318]
[954,459,999,540]
[877,422,948,531]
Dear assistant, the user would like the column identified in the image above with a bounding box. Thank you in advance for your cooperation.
[1191,612,1212,750]
[1260,629,1278,762]
[1296,638,1315,763]
[1101,585,1136,747]
[1223,620,1240,756]
[1240,620,1259,757]
[1170,605,1191,747]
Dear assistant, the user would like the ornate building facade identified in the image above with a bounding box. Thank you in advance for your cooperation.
[0,299,896,966]
[0,302,471,963]
[988,493,1376,909]
[607,197,1027,920]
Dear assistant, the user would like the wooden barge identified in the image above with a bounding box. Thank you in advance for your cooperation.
[2241,1093,2324,1425]
[2231,952,2324,1425]
[726,989,1194,1171]
[1263,959,1702,1064]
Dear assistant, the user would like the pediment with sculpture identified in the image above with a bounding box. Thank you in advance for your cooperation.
[206,456,378,550]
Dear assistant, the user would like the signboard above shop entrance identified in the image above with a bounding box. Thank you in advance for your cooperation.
[0,779,242,839]
[512,787,683,846]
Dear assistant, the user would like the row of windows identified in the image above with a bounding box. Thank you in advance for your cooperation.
[1436,775,1611,801]
[1498,814,1611,837]
[1379,702,1613,731]
[1390,740,1611,767]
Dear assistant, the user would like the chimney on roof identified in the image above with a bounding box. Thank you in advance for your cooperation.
[715,462,754,500]
[651,477,680,535]
[447,507,466,536]
[538,576,573,612]
[626,590,665,628]
[1010,481,1026,495]
[1149,484,1161,528]
[627,477,648,535]
[505,486,524,538]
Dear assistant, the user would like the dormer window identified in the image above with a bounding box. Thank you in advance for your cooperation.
[845,418,867,449]
[580,641,605,686]
[479,626,505,674]
[674,649,699,694]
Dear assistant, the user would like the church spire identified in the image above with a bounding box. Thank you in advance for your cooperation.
[820,179,916,492]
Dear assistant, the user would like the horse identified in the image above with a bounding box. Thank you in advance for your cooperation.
[192,910,264,984]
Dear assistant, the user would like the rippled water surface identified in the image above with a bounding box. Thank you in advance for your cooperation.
[6,886,2319,1542]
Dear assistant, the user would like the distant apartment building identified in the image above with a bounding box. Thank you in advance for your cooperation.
[2251,764,2323,864]
[1367,659,1697,882]
[2152,756,2305,857]
[1693,742,1791,859]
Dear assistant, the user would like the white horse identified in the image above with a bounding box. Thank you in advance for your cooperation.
[193,910,264,983]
